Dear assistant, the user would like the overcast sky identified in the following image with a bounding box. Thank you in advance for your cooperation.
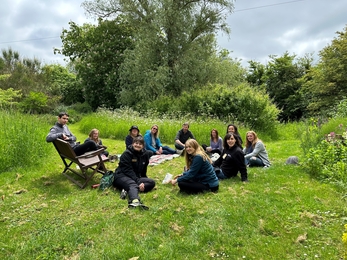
[1,0,346,67]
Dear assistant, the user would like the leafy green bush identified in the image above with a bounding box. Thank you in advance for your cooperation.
[143,83,280,134]
[302,135,347,186]
[19,91,49,114]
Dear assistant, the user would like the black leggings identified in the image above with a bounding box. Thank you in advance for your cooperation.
[113,175,155,202]
[178,181,219,194]
[73,140,98,156]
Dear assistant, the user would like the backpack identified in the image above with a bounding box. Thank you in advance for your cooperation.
[99,171,115,191]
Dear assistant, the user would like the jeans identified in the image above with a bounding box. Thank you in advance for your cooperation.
[174,143,185,150]
[160,146,177,154]
[246,156,264,167]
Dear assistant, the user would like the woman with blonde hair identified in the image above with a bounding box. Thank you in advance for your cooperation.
[85,128,109,157]
[243,131,270,167]
[170,139,219,194]
[144,124,177,155]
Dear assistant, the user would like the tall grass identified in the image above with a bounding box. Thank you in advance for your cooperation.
[78,108,284,146]
[0,111,52,172]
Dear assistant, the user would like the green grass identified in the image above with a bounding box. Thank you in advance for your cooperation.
[0,117,346,259]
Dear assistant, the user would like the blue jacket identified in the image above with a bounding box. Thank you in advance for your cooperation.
[144,130,162,153]
[178,155,219,188]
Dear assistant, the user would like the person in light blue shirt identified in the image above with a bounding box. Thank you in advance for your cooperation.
[170,139,219,194]
[144,124,177,155]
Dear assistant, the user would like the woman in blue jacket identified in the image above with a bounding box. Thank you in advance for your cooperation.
[144,124,177,155]
[170,139,219,194]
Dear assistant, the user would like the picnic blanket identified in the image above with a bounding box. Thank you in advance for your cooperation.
[149,154,180,166]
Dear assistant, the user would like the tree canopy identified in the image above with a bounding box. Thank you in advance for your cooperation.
[81,0,236,105]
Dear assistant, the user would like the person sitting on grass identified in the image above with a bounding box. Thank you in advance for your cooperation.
[213,133,248,182]
[202,128,223,155]
[46,112,98,156]
[243,131,270,168]
[85,128,109,158]
[112,136,155,210]
[125,125,142,148]
[144,124,177,155]
[174,122,195,154]
[170,139,219,194]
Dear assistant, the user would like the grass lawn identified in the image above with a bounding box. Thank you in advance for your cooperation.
[0,123,345,259]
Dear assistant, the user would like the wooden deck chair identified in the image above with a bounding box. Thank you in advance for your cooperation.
[53,139,109,188]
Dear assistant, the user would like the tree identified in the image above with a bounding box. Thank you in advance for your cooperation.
[247,52,312,122]
[301,25,347,115]
[56,18,134,110]
[82,0,235,104]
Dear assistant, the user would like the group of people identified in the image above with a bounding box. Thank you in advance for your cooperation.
[47,112,270,210]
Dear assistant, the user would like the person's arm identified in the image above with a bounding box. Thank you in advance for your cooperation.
[117,151,139,182]
[244,141,265,159]
[156,137,163,149]
[177,155,203,182]
[235,149,248,181]
[125,135,132,148]
[174,130,184,146]
[63,125,77,142]
[46,125,63,142]
[213,151,224,167]
[218,137,223,152]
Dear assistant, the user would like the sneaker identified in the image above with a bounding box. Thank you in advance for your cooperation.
[120,189,127,200]
[109,154,118,163]
[128,199,149,210]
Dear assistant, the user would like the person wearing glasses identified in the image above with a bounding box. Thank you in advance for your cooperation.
[144,124,177,155]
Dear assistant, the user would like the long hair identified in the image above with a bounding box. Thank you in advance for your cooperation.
[185,139,212,168]
[151,124,159,138]
[210,128,219,142]
[88,128,100,144]
[223,133,242,149]
[245,131,259,149]
[226,124,241,136]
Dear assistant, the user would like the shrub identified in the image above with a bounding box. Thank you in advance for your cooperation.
[302,131,347,186]
[143,83,280,133]
[19,91,49,114]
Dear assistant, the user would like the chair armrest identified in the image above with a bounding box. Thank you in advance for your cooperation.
[76,148,105,159]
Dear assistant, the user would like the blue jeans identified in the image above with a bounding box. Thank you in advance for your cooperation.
[216,169,227,180]
[161,146,176,154]
[246,157,264,167]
